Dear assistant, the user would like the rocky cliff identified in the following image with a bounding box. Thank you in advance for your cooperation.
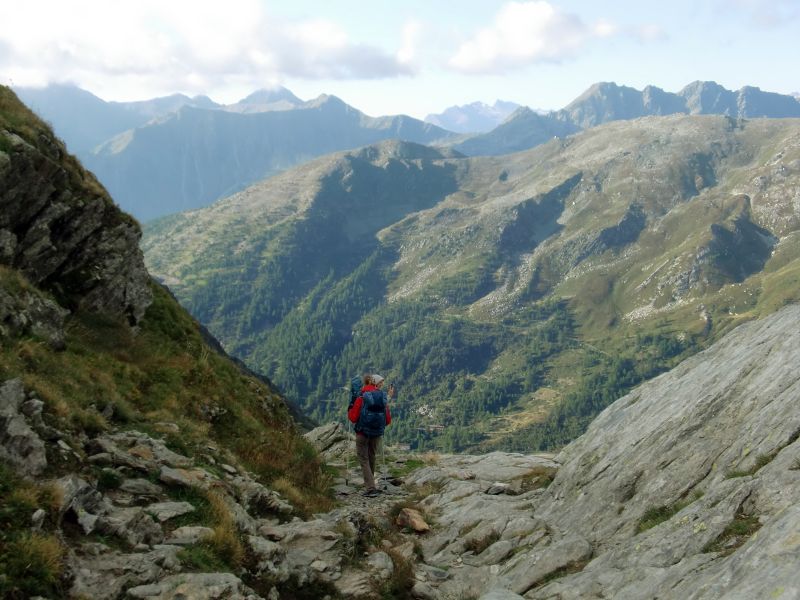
[0,86,152,326]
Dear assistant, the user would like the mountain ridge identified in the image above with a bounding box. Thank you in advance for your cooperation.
[454,80,800,157]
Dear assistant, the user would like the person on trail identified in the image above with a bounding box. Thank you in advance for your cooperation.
[348,374,394,497]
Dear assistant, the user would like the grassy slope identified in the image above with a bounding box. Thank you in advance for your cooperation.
[1,86,333,596]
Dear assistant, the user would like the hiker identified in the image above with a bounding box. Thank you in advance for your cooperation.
[348,374,394,497]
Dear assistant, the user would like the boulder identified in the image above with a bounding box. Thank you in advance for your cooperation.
[68,545,181,600]
[166,526,214,546]
[334,569,377,599]
[125,572,259,599]
[480,590,525,600]
[144,501,195,522]
[107,431,193,467]
[304,422,353,462]
[366,550,394,579]
[0,379,47,475]
[159,466,215,489]
[120,478,163,497]
[396,508,431,533]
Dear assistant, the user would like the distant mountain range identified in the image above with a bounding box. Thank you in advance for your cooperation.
[16,81,800,221]
[424,100,521,133]
[15,84,219,155]
[16,84,456,221]
[452,81,800,156]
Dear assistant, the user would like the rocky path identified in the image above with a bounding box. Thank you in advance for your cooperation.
[3,305,798,599]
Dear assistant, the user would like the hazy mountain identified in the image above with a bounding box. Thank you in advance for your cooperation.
[115,92,220,117]
[425,100,521,133]
[14,84,145,154]
[452,106,579,156]
[85,95,455,221]
[14,83,222,154]
[143,114,800,452]
[680,81,800,118]
[223,86,304,113]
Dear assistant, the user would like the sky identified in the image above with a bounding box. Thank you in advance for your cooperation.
[0,0,798,119]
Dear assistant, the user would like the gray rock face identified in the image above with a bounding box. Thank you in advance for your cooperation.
[125,572,259,599]
[68,544,182,600]
[0,379,47,475]
[144,501,195,522]
[0,127,151,324]
[401,304,800,599]
[0,284,68,349]
[539,303,800,547]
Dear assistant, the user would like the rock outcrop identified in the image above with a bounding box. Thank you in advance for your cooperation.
[0,88,151,325]
[394,303,800,599]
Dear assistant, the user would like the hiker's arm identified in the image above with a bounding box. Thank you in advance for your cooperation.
[385,404,392,426]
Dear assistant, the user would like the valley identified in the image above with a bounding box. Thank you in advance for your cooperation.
[142,114,800,452]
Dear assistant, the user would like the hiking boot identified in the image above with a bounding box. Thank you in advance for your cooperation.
[362,488,380,497]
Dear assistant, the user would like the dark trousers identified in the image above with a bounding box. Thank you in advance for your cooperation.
[356,433,381,490]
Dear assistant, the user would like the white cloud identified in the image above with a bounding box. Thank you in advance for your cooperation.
[397,20,423,67]
[448,1,663,74]
[0,0,414,99]
[725,0,800,28]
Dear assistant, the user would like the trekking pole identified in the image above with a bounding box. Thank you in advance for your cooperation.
[345,419,352,486]
[379,429,385,490]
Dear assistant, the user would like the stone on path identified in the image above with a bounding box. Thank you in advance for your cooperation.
[396,507,430,532]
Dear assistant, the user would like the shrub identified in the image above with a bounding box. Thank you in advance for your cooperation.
[177,544,225,572]
[96,469,122,492]
[205,491,244,569]
[1,533,65,597]
[381,547,415,599]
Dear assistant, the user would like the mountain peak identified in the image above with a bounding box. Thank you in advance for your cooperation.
[679,80,728,95]
[306,94,351,112]
[424,99,521,133]
[504,105,537,122]
[238,86,301,106]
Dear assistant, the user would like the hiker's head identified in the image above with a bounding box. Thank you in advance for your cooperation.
[372,374,385,388]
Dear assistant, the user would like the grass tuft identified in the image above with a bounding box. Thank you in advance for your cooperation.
[0,532,65,597]
[636,498,694,533]
[702,513,761,555]
[725,450,780,479]
[464,530,501,555]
